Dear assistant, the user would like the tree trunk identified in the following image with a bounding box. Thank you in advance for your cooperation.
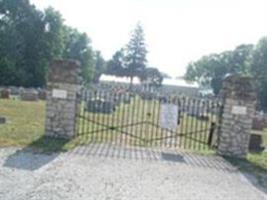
[129,76,133,91]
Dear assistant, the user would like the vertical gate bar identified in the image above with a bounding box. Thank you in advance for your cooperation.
[126,92,131,146]
[199,100,205,150]
[151,95,155,147]
[132,93,139,145]
[170,95,174,148]
[193,99,199,150]
[94,91,101,142]
[197,99,202,150]
[81,89,86,138]
[101,90,105,143]
[104,91,109,143]
[114,92,120,146]
[164,95,170,147]
[108,91,113,144]
[140,94,145,146]
[89,91,94,141]
[209,100,215,148]
[183,97,191,149]
[146,96,151,147]
[96,90,102,143]
[205,100,212,148]
[183,97,188,149]
[91,91,96,142]
[102,91,107,143]
[131,93,138,146]
[151,94,157,147]
[179,97,185,148]
[144,95,149,147]
[188,98,193,149]
[174,96,179,148]
[109,92,115,144]
[85,90,89,143]
[129,92,135,146]
[75,89,81,137]
[120,92,126,146]
[155,94,160,147]
[136,92,141,146]
[158,95,163,147]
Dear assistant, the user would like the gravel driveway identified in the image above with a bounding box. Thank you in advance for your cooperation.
[0,144,266,200]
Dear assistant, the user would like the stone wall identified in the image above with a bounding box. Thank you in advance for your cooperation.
[217,75,256,158]
[45,60,81,138]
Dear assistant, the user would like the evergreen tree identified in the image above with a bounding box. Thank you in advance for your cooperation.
[125,23,147,87]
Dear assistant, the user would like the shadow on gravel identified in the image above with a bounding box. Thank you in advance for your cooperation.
[68,142,235,172]
[4,136,70,171]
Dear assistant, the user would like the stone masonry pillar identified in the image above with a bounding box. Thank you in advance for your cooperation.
[45,59,81,138]
[217,75,256,158]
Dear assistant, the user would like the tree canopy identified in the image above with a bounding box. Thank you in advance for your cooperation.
[185,42,267,110]
[125,23,147,86]
[0,0,104,87]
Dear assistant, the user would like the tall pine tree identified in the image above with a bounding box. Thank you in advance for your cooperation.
[125,23,147,88]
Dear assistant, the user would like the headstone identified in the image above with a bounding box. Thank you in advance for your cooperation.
[252,116,265,131]
[1,89,10,99]
[249,134,264,152]
[0,117,6,124]
[21,89,39,101]
[87,99,115,113]
[38,89,47,100]
[10,86,20,96]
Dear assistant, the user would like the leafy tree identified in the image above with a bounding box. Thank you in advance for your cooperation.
[0,0,100,87]
[0,0,47,86]
[125,23,147,87]
[63,27,95,85]
[106,49,126,77]
[139,67,163,88]
[250,38,267,110]
[92,51,106,83]
[185,44,253,95]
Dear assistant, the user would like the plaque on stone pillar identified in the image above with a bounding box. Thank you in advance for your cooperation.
[231,106,247,115]
[52,89,67,99]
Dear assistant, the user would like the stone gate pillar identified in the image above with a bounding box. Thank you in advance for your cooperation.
[45,59,81,138]
[217,75,256,158]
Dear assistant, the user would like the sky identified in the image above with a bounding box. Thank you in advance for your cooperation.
[30,0,267,78]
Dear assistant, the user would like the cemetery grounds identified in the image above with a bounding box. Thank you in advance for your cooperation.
[0,98,267,189]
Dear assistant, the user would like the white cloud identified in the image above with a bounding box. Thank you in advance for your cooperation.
[31,0,267,77]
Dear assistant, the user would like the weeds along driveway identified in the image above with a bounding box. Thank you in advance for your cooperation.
[0,144,266,200]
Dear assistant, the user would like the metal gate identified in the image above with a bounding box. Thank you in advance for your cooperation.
[75,88,222,151]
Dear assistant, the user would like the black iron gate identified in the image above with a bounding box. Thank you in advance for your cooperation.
[75,88,222,151]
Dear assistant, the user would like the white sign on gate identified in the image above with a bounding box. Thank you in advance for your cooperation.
[160,103,178,130]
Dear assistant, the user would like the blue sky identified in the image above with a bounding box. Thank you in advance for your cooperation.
[31,0,267,77]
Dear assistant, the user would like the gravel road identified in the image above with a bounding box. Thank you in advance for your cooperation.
[0,144,266,200]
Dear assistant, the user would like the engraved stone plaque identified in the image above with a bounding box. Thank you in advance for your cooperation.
[232,106,247,115]
[52,89,67,99]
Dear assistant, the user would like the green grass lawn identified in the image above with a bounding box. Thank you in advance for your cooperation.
[0,99,45,147]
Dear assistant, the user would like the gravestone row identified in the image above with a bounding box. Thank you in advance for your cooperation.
[0,87,47,101]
